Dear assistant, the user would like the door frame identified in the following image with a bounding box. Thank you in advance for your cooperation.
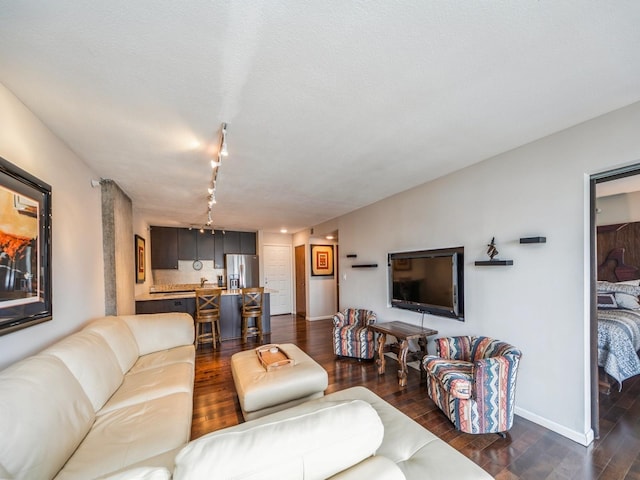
[589,162,640,439]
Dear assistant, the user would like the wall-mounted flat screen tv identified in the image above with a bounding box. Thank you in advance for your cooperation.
[388,247,464,320]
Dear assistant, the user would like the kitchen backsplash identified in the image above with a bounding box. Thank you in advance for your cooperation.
[152,261,225,286]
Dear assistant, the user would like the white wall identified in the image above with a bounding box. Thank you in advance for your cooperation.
[0,83,105,369]
[291,229,338,320]
[336,101,640,445]
[596,191,640,225]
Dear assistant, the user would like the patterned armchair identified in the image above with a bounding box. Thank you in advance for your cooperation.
[422,336,522,435]
[332,309,377,360]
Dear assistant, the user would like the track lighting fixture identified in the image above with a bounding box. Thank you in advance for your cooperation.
[220,123,228,156]
[204,122,229,233]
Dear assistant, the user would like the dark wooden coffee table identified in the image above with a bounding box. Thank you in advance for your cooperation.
[369,321,438,387]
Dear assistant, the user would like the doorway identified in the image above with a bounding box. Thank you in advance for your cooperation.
[590,163,640,439]
[294,245,306,318]
[263,244,293,315]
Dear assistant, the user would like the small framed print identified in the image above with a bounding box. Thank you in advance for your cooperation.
[311,244,334,276]
[135,234,145,284]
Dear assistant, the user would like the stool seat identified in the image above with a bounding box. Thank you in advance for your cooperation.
[195,288,222,349]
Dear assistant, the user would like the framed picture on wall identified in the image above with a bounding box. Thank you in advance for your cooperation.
[0,156,52,336]
[135,234,145,284]
[311,244,334,276]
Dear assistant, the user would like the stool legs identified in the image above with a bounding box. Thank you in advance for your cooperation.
[241,316,263,344]
[195,319,219,349]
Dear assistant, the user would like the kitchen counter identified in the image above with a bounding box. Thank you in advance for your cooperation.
[135,287,272,341]
[135,288,276,302]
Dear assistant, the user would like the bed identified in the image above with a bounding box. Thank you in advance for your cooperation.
[596,247,640,389]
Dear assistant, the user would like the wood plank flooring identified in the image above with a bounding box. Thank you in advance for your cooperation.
[192,315,640,479]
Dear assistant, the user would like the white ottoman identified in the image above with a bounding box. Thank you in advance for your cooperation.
[231,343,328,420]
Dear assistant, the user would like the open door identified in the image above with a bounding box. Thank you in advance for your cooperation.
[295,245,306,319]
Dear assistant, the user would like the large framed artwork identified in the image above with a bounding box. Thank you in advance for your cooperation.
[0,157,52,336]
[135,234,145,284]
[311,244,334,276]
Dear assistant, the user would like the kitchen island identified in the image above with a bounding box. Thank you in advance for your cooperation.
[135,287,271,341]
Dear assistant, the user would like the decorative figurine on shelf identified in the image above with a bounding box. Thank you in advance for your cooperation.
[486,237,499,260]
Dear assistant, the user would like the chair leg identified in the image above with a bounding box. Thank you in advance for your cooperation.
[241,317,247,344]
[257,317,263,343]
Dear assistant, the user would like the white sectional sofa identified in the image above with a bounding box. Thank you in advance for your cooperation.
[0,313,196,480]
[0,312,492,480]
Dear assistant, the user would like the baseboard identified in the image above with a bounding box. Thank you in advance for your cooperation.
[306,315,333,321]
[514,406,594,446]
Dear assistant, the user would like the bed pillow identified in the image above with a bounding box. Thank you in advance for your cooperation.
[596,280,640,295]
[615,292,640,310]
[597,293,618,309]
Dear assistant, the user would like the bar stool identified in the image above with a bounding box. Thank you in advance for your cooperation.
[241,287,264,344]
[195,288,222,349]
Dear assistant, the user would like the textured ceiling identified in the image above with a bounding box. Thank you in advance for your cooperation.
[1,1,640,233]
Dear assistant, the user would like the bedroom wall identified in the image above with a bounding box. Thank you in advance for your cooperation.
[596,191,640,225]
[0,83,106,370]
[334,100,640,445]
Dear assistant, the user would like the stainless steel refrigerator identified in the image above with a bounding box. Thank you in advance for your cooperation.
[225,254,259,289]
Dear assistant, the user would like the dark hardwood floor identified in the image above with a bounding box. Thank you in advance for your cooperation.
[192,315,640,479]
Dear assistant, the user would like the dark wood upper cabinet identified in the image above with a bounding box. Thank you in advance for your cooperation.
[152,227,256,269]
[214,234,224,268]
[240,231,257,255]
[150,226,178,269]
[197,231,215,260]
[177,228,197,260]
[223,231,240,254]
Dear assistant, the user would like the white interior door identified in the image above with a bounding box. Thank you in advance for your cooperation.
[263,244,293,315]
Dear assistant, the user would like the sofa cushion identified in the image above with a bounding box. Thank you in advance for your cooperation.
[54,392,192,480]
[328,456,406,479]
[173,399,384,480]
[83,316,140,373]
[120,313,195,355]
[42,330,124,411]
[98,467,171,480]
[0,355,95,480]
[99,362,194,415]
[128,345,195,374]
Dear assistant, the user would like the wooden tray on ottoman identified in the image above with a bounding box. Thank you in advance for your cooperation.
[256,344,295,371]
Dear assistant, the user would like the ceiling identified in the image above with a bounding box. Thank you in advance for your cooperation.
[1,1,640,234]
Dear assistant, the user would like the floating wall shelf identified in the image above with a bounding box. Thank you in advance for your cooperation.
[474,260,514,266]
[519,236,546,244]
[351,263,378,268]
[346,254,357,258]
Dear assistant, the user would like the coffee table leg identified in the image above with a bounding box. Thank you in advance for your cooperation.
[376,332,386,375]
[398,339,409,387]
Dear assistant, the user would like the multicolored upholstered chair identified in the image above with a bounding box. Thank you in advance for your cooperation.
[422,336,522,435]
[332,309,377,360]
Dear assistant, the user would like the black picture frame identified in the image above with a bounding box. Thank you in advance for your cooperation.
[0,157,52,336]
[135,234,145,284]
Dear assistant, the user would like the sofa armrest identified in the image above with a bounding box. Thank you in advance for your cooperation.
[333,312,346,328]
[119,313,195,355]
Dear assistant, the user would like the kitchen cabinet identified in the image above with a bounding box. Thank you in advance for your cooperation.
[150,226,178,269]
[151,227,256,269]
[198,231,215,260]
[177,228,197,260]
[214,234,224,268]
[240,231,257,255]
[177,228,215,261]
[135,297,195,317]
[223,231,240,254]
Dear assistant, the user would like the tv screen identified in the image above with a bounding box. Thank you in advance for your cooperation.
[388,247,464,320]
